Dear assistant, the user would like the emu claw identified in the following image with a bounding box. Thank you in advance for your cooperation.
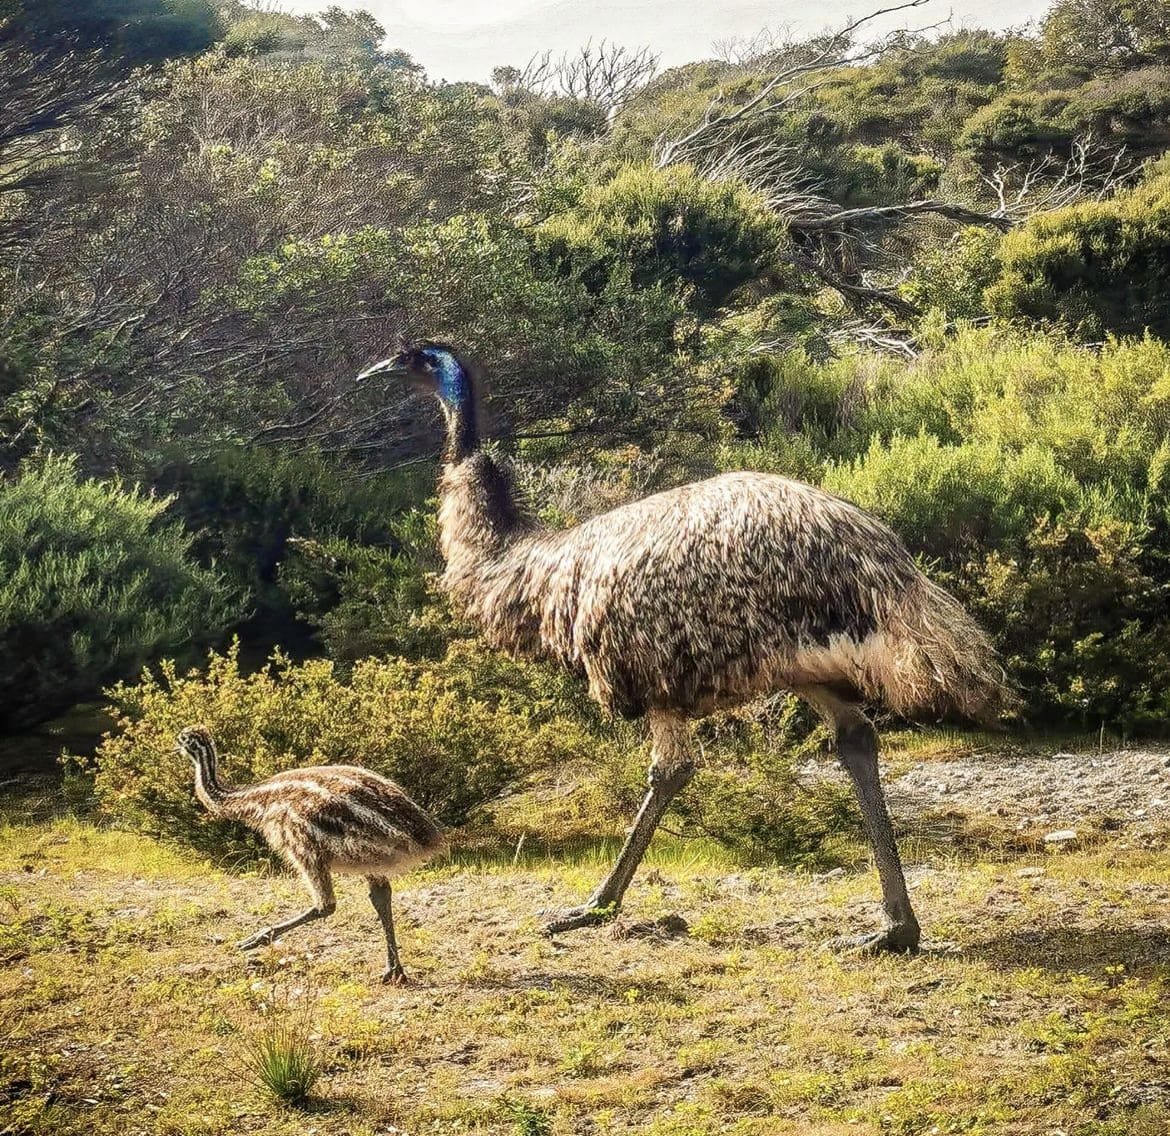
[828,928,920,955]
[381,967,409,986]
[544,903,617,935]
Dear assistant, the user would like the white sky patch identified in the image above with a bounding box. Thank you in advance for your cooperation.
[281,0,1056,84]
[377,0,551,31]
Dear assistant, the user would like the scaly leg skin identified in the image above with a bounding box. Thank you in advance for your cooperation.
[369,877,409,984]
[239,857,336,952]
[382,961,409,986]
[545,712,694,935]
[238,902,335,951]
[801,687,921,956]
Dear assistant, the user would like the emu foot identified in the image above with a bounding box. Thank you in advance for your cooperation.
[828,925,920,955]
[238,928,277,951]
[380,965,409,986]
[544,902,618,935]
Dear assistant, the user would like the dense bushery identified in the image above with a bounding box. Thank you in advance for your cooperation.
[8,0,1170,863]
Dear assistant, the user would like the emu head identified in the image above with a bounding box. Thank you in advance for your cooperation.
[357,341,469,409]
[175,724,217,767]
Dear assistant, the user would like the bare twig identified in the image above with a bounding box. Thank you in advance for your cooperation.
[982,134,1132,220]
[521,39,659,113]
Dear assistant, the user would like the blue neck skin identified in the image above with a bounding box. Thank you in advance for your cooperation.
[434,352,469,410]
[429,351,478,461]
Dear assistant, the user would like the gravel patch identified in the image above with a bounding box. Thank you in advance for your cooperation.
[885,747,1170,834]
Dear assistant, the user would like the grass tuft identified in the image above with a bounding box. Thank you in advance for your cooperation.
[242,1018,323,1106]
[504,1096,554,1136]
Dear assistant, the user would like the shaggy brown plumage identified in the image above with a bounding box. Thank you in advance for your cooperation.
[176,725,444,983]
[440,457,1009,725]
[358,343,1013,951]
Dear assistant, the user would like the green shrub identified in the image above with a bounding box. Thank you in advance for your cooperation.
[679,700,857,867]
[717,329,1170,730]
[792,327,1170,487]
[965,514,1170,730]
[1037,0,1170,75]
[92,640,608,855]
[901,227,1003,320]
[821,433,1079,558]
[986,174,1170,339]
[550,697,857,866]
[957,92,1075,162]
[154,444,417,649]
[93,637,865,864]
[536,163,783,312]
[276,510,453,666]
[0,456,238,732]
[840,142,942,206]
[727,351,853,447]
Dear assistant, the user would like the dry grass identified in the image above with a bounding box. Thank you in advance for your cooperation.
[4,782,1170,1136]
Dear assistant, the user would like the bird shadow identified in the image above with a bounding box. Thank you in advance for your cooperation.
[960,923,1170,977]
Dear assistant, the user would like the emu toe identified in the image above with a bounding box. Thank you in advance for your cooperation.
[543,903,619,935]
[828,926,921,955]
[238,928,277,951]
[381,964,409,986]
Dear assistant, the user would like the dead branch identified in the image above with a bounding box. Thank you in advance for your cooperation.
[655,0,936,168]
[521,39,659,113]
[982,134,1133,220]
[788,250,920,319]
[797,199,1013,233]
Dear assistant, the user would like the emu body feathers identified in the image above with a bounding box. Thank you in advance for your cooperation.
[440,454,1010,725]
[179,724,443,982]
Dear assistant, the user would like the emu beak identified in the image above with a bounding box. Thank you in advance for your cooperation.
[356,355,409,383]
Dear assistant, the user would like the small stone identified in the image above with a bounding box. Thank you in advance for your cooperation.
[1016,866,1045,878]
[815,867,846,882]
[1044,829,1079,843]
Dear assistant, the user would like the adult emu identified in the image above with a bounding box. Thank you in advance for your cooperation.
[358,343,1011,951]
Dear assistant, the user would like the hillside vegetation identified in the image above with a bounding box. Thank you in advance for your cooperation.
[6,0,1170,750]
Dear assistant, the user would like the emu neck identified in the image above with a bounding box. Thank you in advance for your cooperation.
[443,400,478,463]
[438,451,531,579]
[192,752,229,815]
[436,356,478,463]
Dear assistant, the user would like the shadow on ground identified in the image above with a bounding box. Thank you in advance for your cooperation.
[965,924,1170,975]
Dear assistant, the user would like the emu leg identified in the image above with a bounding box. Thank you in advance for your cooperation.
[546,711,694,935]
[802,687,920,954]
[239,860,336,951]
[368,876,407,985]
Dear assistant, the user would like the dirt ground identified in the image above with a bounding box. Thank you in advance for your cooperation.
[6,745,1170,1136]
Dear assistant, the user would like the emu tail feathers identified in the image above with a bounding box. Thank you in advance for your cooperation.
[876,577,1017,727]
